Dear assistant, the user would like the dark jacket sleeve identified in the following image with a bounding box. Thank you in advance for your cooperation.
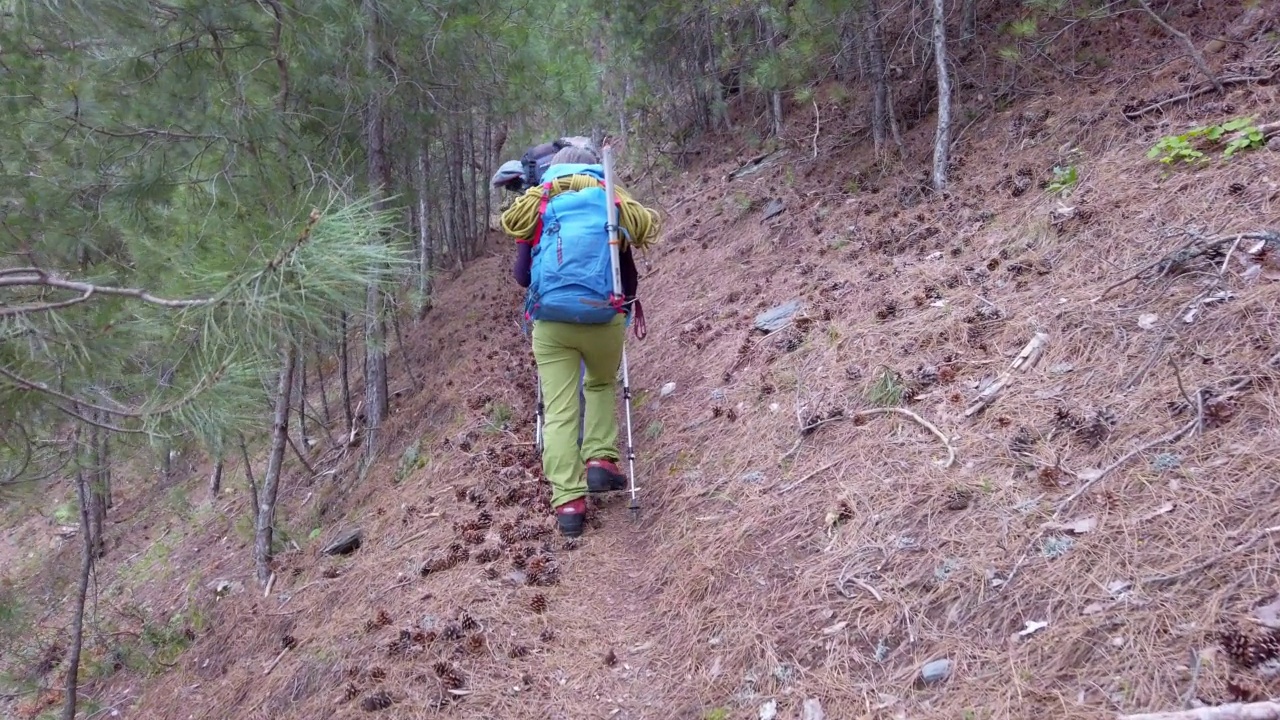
[513,242,532,288]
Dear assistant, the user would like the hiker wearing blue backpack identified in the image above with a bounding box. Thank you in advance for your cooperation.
[500,144,659,537]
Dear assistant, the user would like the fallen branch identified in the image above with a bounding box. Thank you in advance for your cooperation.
[1141,524,1280,587]
[1118,699,1280,720]
[779,406,956,486]
[1095,230,1280,301]
[1134,0,1224,94]
[1056,413,1200,514]
[1122,71,1277,119]
[965,331,1049,417]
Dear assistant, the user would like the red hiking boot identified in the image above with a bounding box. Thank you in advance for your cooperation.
[586,458,627,493]
[554,496,587,538]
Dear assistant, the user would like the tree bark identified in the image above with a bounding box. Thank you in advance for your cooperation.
[338,312,353,435]
[416,142,433,303]
[361,0,390,461]
[961,0,977,43]
[930,0,953,191]
[254,344,295,587]
[865,0,891,156]
[314,346,332,427]
[239,433,260,513]
[209,459,223,499]
[296,350,311,447]
[62,456,95,720]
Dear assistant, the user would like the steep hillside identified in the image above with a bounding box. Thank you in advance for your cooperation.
[5,4,1280,720]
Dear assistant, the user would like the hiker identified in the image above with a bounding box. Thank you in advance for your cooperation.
[500,144,658,537]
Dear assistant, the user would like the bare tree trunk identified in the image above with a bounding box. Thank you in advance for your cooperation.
[296,350,311,447]
[209,459,223,499]
[239,433,260,513]
[314,346,332,428]
[865,0,890,155]
[254,344,296,586]
[930,0,953,191]
[338,312,353,435]
[961,0,977,43]
[415,141,433,307]
[362,0,390,461]
[62,456,95,720]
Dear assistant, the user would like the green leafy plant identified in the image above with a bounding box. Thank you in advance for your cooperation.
[1148,116,1266,165]
[1046,164,1079,196]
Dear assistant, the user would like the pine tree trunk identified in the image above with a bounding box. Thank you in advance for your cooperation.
[361,0,390,460]
[338,312,354,435]
[254,344,296,586]
[296,350,311,447]
[931,0,953,191]
[209,460,223,499]
[239,433,260,513]
[865,0,890,155]
[962,0,977,43]
[62,457,95,720]
[415,143,433,304]
[314,346,332,428]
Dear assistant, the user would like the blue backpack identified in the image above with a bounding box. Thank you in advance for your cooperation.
[524,163,623,326]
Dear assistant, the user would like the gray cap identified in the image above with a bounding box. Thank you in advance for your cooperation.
[490,159,525,189]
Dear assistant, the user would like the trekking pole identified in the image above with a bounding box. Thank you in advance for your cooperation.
[601,145,641,521]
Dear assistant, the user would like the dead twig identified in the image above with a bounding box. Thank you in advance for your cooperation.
[1134,0,1223,93]
[1141,525,1280,587]
[779,406,956,475]
[1056,413,1200,515]
[1122,71,1277,120]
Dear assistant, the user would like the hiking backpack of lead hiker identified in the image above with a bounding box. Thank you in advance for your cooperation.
[491,136,597,193]
[523,162,624,326]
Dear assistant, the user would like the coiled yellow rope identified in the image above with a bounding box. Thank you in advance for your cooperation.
[499,174,661,250]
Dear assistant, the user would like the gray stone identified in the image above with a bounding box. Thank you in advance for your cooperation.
[322,528,363,556]
[801,698,825,720]
[920,658,953,685]
[754,300,803,333]
[758,699,778,720]
[761,199,786,221]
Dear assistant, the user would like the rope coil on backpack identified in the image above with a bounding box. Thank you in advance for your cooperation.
[500,175,660,251]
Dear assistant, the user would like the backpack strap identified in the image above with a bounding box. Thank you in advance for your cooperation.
[529,181,554,249]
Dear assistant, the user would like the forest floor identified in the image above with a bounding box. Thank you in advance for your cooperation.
[4,3,1280,719]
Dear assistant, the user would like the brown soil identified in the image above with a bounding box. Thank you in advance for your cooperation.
[5,2,1280,719]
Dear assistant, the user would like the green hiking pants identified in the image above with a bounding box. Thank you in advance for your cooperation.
[532,315,625,508]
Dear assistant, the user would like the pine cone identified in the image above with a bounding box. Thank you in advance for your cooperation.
[481,567,498,580]
[360,690,393,712]
[440,623,464,642]
[475,547,501,563]
[539,627,556,642]
[465,635,485,653]
[1203,397,1237,429]
[369,666,387,681]
[561,538,580,552]
[530,594,547,613]
[1220,628,1262,668]
[459,611,479,631]
[508,645,530,659]
[375,609,392,627]
[432,661,452,678]
[460,529,485,546]
[476,510,494,529]
[511,554,528,569]
[339,682,359,703]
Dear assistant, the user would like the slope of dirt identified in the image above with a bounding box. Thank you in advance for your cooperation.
[6,3,1280,719]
